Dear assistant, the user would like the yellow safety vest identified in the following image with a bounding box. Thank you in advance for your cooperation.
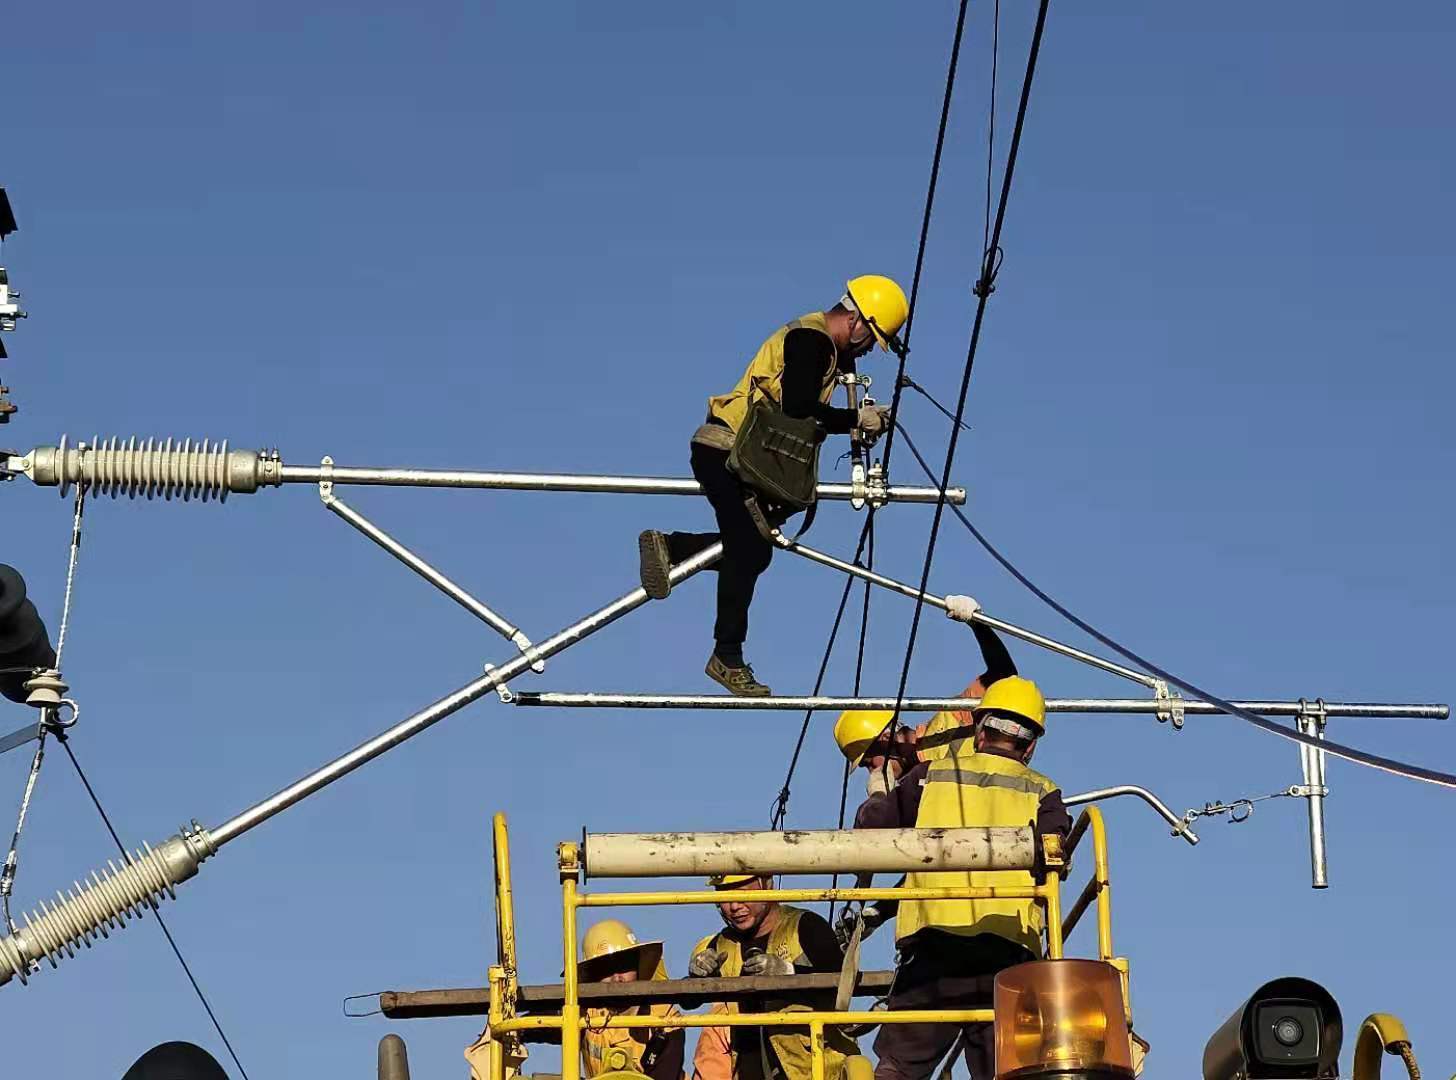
[897,748,1059,955]
[914,710,973,764]
[583,964,682,1078]
[706,313,842,434]
[692,906,857,1080]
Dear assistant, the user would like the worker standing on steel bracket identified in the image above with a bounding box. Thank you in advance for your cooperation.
[689,874,859,1080]
[638,276,909,697]
[850,677,1071,1080]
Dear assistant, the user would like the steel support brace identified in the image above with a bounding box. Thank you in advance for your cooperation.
[280,464,963,505]
[318,457,544,671]
[1297,698,1330,888]
[209,542,722,846]
[506,692,1448,720]
[764,529,1161,691]
[0,545,727,989]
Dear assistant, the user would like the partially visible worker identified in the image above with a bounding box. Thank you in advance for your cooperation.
[833,595,1016,774]
[850,677,1071,1080]
[577,919,686,1080]
[638,276,909,697]
[689,874,857,1080]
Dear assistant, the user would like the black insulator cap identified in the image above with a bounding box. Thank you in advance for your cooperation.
[0,564,57,704]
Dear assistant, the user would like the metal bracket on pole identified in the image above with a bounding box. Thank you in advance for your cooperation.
[318,456,546,674]
[1296,697,1330,889]
[838,373,873,511]
[483,664,514,704]
[864,461,888,510]
[1153,680,1185,730]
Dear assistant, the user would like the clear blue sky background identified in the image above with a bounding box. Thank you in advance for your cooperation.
[3,2,1452,1077]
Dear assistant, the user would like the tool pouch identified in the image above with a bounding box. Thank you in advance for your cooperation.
[727,397,822,511]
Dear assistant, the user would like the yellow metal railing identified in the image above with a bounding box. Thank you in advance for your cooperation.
[1061,807,1115,962]
[485,812,1118,1080]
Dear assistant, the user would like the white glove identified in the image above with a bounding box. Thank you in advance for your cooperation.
[856,405,891,445]
[741,952,794,978]
[688,950,725,978]
[866,766,899,798]
[944,594,981,624]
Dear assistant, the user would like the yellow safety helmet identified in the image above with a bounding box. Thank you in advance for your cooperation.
[706,873,767,888]
[973,676,1047,736]
[833,709,896,767]
[845,275,909,354]
[576,918,663,982]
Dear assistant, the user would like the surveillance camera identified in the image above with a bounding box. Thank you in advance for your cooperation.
[1203,977,1342,1080]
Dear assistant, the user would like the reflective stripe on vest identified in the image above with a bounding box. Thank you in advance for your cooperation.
[706,313,840,434]
[690,906,856,1080]
[896,749,1058,955]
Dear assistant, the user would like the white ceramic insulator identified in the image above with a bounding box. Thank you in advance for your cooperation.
[0,825,215,988]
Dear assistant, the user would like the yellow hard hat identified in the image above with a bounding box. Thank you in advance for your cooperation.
[706,873,766,888]
[577,918,663,982]
[845,275,909,354]
[834,709,896,767]
[973,676,1047,736]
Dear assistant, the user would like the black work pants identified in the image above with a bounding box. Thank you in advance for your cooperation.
[665,441,790,651]
[873,932,1036,1080]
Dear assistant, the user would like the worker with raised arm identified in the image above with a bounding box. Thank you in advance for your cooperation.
[844,676,1072,1080]
[688,874,858,1080]
[637,276,909,697]
[835,597,1016,771]
[575,919,687,1080]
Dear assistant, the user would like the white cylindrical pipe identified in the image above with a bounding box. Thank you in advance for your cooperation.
[582,827,1034,878]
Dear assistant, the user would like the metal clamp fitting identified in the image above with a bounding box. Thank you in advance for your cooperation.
[318,455,336,505]
[1153,680,1184,730]
[483,664,514,704]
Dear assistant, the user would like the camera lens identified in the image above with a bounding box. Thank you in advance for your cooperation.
[1272,1017,1305,1048]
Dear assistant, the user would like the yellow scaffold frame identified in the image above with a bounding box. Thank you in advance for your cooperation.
[482,809,1123,1080]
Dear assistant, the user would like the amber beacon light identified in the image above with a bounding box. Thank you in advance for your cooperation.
[994,960,1136,1080]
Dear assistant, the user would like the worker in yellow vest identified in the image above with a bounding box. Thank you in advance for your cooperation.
[849,677,1071,1080]
[577,919,686,1080]
[688,874,857,1080]
[638,276,909,697]
[833,596,1016,773]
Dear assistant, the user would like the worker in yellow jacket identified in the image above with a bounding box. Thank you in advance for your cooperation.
[847,677,1071,1080]
[638,276,908,696]
[578,919,686,1080]
[688,874,857,1080]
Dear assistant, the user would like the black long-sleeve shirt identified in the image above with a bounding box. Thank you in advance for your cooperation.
[972,623,1017,686]
[780,328,858,433]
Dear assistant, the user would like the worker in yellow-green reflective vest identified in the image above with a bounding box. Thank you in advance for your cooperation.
[850,677,1071,1080]
[689,874,857,1080]
[638,276,908,697]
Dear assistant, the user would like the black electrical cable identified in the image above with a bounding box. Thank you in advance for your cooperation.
[879,0,1054,758]
[772,0,977,829]
[889,420,1456,791]
[878,0,972,475]
[57,734,255,1079]
[770,518,874,829]
[897,375,972,433]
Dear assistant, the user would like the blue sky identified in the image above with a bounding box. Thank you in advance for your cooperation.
[2,1,1453,1077]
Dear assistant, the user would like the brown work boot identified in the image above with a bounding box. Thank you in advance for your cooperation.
[706,653,772,697]
[638,530,673,600]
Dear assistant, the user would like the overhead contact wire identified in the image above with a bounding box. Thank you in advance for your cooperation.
[59,737,255,1079]
[773,0,975,828]
[889,419,1456,791]
[878,0,1054,757]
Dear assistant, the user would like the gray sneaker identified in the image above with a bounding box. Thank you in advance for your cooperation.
[706,653,772,697]
[638,530,673,600]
